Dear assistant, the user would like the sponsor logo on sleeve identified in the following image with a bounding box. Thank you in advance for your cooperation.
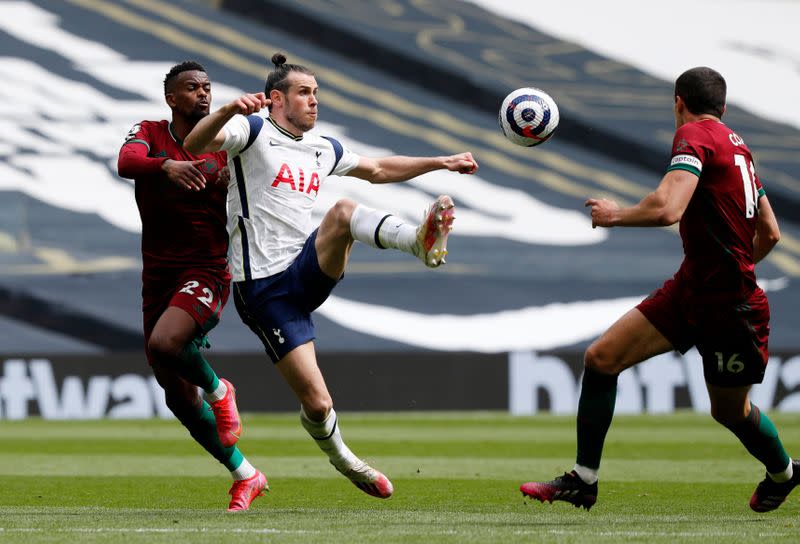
[670,154,702,172]
[124,124,141,142]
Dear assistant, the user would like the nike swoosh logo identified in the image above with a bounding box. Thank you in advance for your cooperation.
[269,139,281,146]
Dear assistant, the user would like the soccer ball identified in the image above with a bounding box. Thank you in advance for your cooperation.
[498,87,559,147]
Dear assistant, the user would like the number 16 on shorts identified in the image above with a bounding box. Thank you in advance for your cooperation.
[716,352,744,374]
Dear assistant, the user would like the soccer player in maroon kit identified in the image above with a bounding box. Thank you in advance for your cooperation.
[117,61,266,511]
[520,67,797,513]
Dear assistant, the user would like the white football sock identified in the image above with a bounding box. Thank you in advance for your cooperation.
[350,204,416,254]
[300,406,360,470]
[769,460,793,483]
[230,457,256,481]
[203,380,227,403]
[573,464,598,485]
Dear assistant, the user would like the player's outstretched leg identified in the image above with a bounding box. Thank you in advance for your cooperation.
[208,378,242,447]
[301,406,393,499]
[349,195,455,268]
[520,471,598,511]
[750,459,800,512]
[227,470,269,512]
[413,194,455,268]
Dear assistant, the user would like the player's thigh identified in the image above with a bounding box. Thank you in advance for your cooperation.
[232,277,316,364]
[170,270,230,334]
[315,199,356,279]
[149,306,200,355]
[587,308,674,374]
[697,306,769,387]
[291,231,340,312]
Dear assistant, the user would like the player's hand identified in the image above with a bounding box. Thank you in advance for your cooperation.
[444,152,478,174]
[211,165,231,186]
[230,92,270,115]
[585,198,620,228]
[163,159,207,191]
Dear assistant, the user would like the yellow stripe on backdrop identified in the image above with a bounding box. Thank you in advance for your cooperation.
[65,0,800,276]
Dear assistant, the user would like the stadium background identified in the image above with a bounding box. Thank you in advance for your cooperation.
[1,0,799,417]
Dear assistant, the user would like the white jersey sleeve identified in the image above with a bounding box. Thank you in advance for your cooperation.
[221,114,264,158]
[322,137,360,176]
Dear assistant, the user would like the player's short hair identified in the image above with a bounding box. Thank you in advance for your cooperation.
[264,52,314,96]
[163,61,207,95]
[674,67,726,118]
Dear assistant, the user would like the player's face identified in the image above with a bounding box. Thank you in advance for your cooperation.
[167,70,212,123]
[673,96,681,129]
[282,73,318,133]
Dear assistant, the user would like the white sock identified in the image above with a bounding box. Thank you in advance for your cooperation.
[300,406,360,470]
[769,460,793,483]
[573,464,598,485]
[350,204,417,254]
[230,457,256,481]
[203,380,227,403]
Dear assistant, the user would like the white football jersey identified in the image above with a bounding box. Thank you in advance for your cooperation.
[221,115,360,281]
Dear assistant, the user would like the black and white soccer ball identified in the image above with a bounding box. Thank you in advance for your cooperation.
[498,87,560,147]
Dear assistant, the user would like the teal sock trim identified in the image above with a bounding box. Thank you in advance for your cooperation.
[178,401,237,468]
[225,448,244,472]
[575,367,618,470]
[727,403,790,473]
[209,375,220,393]
[176,337,220,393]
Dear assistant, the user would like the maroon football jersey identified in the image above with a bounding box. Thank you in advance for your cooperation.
[119,120,229,274]
[666,119,765,296]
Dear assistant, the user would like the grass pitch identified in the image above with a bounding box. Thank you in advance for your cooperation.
[0,412,799,543]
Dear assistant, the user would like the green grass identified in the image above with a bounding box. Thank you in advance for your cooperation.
[1,412,799,543]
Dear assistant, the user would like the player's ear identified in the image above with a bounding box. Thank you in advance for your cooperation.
[674,95,688,116]
[269,89,282,107]
[165,92,177,108]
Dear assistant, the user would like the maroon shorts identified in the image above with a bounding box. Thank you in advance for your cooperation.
[637,276,770,386]
[142,268,230,364]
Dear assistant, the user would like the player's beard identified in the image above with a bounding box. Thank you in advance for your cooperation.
[188,108,209,124]
[286,110,315,133]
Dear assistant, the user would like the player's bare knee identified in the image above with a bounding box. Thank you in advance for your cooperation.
[147,333,184,361]
[584,342,618,374]
[710,404,746,428]
[302,397,333,422]
[330,199,357,231]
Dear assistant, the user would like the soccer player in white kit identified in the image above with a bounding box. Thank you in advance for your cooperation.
[185,53,478,498]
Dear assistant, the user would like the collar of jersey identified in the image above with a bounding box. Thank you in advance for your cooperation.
[168,122,183,146]
[268,117,303,141]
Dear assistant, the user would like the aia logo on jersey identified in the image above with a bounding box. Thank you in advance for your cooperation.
[272,163,320,195]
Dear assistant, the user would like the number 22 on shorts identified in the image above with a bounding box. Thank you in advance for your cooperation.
[180,280,214,307]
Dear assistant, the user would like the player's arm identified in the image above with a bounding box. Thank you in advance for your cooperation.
[117,136,211,191]
[754,195,780,263]
[585,169,698,228]
[117,140,168,179]
[184,92,269,154]
[347,152,478,184]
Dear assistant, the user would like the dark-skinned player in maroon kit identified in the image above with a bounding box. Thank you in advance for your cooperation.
[117,61,266,511]
[521,67,798,514]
